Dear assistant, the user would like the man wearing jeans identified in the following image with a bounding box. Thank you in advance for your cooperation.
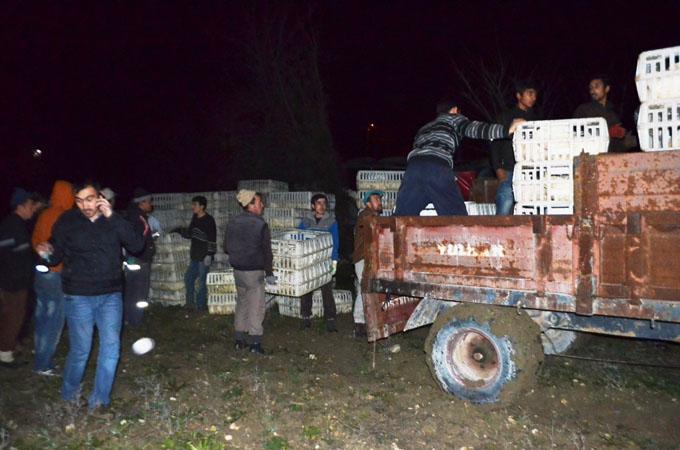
[174,195,216,311]
[490,81,540,215]
[31,180,74,376]
[37,182,143,412]
[394,98,524,216]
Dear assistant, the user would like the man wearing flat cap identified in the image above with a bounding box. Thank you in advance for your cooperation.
[123,188,155,326]
[224,190,275,355]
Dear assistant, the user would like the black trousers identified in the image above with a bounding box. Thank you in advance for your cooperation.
[300,282,336,321]
[124,262,151,326]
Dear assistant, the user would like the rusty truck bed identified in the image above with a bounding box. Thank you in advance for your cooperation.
[362,151,680,342]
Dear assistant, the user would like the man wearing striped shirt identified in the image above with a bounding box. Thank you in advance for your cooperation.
[394,98,524,216]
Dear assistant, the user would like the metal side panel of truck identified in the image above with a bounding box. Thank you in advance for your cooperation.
[361,151,680,404]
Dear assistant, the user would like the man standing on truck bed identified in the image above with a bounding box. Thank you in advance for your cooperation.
[573,75,636,153]
[394,97,525,216]
[491,80,541,215]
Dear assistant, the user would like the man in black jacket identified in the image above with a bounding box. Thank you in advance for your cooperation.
[123,188,156,326]
[0,188,39,367]
[174,195,217,311]
[490,80,540,215]
[36,182,143,411]
[224,190,275,355]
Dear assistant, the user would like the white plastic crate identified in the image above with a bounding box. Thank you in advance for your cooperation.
[275,289,352,318]
[207,293,237,315]
[513,118,609,162]
[270,229,333,258]
[266,192,336,210]
[207,270,235,285]
[273,247,332,270]
[514,203,573,216]
[637,99,680,151]
[154,248,190,264]
[512,161,574,203]
[263,208,306,229]
[635,46,680,102]
[237,179,289,193]
[356,170,405,191]
[266,267,332,297]
[272,260,332,285]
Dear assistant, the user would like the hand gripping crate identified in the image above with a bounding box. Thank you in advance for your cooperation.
[514,203,573,216]
[512,160,574,204]
[208,293,237,315]
[636,46,680,102]
[276,289,353,318]
[637,99,680,151]
[270,229,333,259]
[513,118,609,162]
[356,170,405,191]
[266,192,336,210]
[267,260,333,297]
[237,179,289,193]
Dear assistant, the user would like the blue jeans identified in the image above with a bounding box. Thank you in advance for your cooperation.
[62,293,123,409]
[495,171,514,216]
[33,271,66,372]
[185,260,208,310]
[394,157,468,216]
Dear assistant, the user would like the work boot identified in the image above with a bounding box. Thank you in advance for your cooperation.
[326,319,338,333]
[353,323,367,338]
[249,343,266,355]
[300,318,311,330]
[234,340,248,351]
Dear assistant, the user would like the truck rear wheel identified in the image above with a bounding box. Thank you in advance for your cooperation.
[425,304,543,404]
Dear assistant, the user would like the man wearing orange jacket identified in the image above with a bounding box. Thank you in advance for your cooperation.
[31,180,74,376]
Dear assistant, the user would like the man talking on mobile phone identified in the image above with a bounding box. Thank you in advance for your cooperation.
[36,181,144,415]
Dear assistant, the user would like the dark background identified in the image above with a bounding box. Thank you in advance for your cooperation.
[1,1,678,209]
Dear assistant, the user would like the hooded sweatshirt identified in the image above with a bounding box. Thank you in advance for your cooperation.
[32,180,74,273]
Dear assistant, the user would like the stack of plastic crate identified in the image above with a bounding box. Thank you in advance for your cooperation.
[265,229,333,297]
[149,233,190,305]
[635,46,680,151]
[206,270,237,314]
[356,170,403,216]
[275,289,353,318]
[511,118,609,215]
[263,191,336,230]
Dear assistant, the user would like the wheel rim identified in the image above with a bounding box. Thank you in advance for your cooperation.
[445,328,501,389]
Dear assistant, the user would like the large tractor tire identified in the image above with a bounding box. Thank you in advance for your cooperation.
[425,303,543,405]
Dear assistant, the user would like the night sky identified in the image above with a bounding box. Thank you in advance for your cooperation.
[1,1,678,208]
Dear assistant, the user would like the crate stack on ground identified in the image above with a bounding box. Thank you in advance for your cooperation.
[206,270,236,314]
[356,170,403,216]
[149,233,190,305]
[276,289,353,318]
[635,46,680,152]
[511,118,609,215]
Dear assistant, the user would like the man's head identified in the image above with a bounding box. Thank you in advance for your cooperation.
[588,76,611,104]
[515,80,538,111]
[133,188,154,213]
[362,190,383,214]
[10,188,39,220]
[311,193,328,217]
[436,97,461,115]
[237,189,265,216]
[101,187,116,207]
[191,195,207,215]
[73,181,102,220]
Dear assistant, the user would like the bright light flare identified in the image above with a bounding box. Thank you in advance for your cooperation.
[132,337,155,355]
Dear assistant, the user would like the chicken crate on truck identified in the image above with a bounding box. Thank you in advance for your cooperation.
[361,150,680,405]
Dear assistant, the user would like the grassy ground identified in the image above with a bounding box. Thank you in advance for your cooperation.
[1,305,678,449]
